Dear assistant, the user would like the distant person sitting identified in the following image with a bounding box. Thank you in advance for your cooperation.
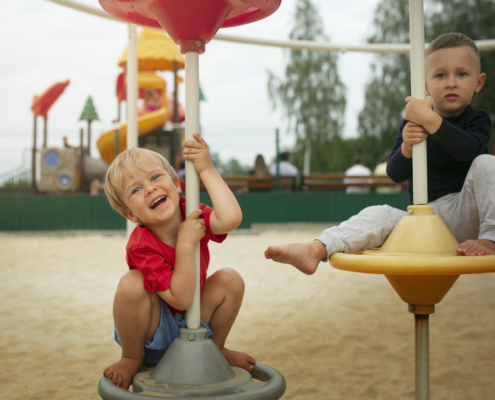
[251,154,269,178]
[138,89,161,115]
[374,150,400,194]
[268,151,298,177]
[344,156,372,194]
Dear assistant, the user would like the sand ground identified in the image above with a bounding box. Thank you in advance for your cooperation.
[1,226,495,400]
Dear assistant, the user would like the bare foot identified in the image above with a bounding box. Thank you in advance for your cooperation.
[264,241,326,275]
[456,239,495,256]
[221,348,255,372]
[103,356,142,390]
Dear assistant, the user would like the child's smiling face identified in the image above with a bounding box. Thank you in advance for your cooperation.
[121,155,182,226]
[425,45,485,118]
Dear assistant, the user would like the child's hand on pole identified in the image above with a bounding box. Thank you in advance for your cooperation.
[177,209,206,247]
[404,95,442,134]
[401,122,427,158]
[183,133,214,175]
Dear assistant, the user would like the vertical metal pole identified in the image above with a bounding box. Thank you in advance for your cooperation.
[31,115,37,192]
[409,0,428,205]
[415,314,430,400]
[173,61,179,125]
[184,51,201,330]
[275,128,280,191]
[80,127,85,191]
[43,117,48,149]
[126,23,138,237]
[115,125,120,158]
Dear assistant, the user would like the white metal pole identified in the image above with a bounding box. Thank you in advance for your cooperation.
[409,0,428,205]
[184,51,201,330]
[126,23,138,237]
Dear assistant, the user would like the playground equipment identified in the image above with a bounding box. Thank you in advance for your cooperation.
[97,72,168,165]
[329,2,495,400]
[30,79,70,192]
[97,28,186,167]
[97,0,286,399]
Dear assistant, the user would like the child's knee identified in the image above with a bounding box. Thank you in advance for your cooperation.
[472,154,495,172]
[214,268,245,296]
[116,269,148,302]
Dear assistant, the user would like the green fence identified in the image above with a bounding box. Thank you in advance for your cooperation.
[0,192,409,231]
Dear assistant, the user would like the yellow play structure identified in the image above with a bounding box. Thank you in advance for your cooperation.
[97,72,169,165]
[96,28,185,166]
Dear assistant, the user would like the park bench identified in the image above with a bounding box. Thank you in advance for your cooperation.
[302,174,405,190]
[200,175,296,191]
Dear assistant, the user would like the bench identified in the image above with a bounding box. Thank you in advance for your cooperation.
[302,174,405,190]
[200,175,296,191]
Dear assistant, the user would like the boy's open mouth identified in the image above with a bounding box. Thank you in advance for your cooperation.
[150,196,167,210]
[445,93,459,100]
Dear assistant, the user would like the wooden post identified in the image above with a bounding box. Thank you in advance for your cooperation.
[32,115,38,192]
[87,120,92,156]
[43,117,48,149]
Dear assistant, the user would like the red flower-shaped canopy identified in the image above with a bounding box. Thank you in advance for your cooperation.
[31,79,70,120]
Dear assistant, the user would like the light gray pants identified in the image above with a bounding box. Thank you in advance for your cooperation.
[316,155,495,257]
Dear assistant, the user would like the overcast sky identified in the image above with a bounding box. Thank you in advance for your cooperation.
[0,0,383,167]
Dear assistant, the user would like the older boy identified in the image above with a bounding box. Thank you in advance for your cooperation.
[103,133,254,390]
[265,33,495,274]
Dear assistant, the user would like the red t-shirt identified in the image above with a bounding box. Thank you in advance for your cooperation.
[126,197,227,314]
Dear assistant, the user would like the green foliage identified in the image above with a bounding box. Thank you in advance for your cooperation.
[79,96,100,122]
[428,0,495,154]
[268,0,346,173]
[291,135,381,173]
[211,153,250,175]
[358,0,495,166]
[1,180,30,192]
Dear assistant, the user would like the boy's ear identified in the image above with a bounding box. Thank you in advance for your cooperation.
[425,83,430,96]
[123,209,139,223]
[474,73,486,93]
[175,179,182,194]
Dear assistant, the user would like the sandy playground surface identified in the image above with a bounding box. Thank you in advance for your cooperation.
[1,225,495,400]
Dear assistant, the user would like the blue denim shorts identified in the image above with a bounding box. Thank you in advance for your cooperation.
[114,299,213,364]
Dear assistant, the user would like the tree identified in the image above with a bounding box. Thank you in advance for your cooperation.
[357,0,411,169]
[268,0,346,175]
[358,0,495,167]
[79,96,100,155]
[428,0,495,154]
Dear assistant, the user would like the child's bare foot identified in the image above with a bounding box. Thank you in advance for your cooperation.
[456,239,495,256]
[221,348,255,372]
[264,241,326,275]
[103,356,142,390]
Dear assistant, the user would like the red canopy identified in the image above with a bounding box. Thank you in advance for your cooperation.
[31,79,70,120]
[116,72,126,104]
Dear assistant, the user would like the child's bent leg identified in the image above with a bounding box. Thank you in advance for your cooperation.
[434,155,495,247]
[200,268,255,372]
[265,205,405,274]
[103,269,161,390]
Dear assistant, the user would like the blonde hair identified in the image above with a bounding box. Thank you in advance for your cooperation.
[104,148,178,217]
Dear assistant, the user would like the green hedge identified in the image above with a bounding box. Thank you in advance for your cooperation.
[0,192,409,231]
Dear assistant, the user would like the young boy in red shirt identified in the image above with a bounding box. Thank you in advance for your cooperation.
[103,133,254,390]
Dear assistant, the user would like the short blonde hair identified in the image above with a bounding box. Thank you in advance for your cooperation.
[104,148,178,217]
